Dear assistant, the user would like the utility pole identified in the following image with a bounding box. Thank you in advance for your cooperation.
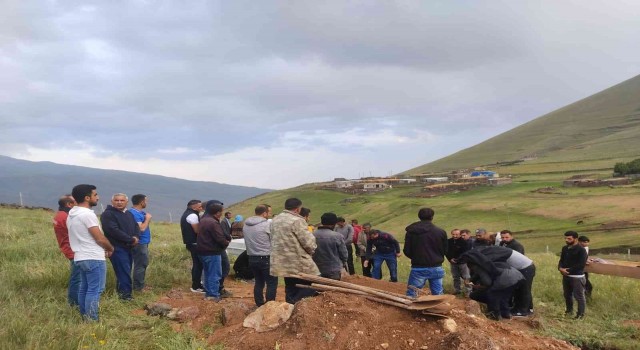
[169,211,173,223]
[19,192,23,207]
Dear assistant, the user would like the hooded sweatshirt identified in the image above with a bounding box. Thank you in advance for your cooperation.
[67,206,104,261]
[243,216,272,256]
[403,221,448,268]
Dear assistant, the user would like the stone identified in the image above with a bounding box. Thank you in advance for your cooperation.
[221,302,253,326]
[243,301,295,333]
[144,303,173,316]
[464,300,483,316]
[167,306,200,322]
[165,289,184,299]
[407,339,416,346]
[380,343,389,349]
[440,318,458,333]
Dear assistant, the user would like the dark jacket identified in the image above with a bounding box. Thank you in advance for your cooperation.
[196,214,229,255]
[313,227,348,276]
[446,237,470,263]
[180,207,199,245]
[558,244,588,276]
[461,250,524,290]
[500,239,525,255]
[366,231,401,258]
[403,221,448,268]
[101,206,139,248]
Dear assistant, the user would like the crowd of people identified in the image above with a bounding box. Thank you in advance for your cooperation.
[53,185,591,322]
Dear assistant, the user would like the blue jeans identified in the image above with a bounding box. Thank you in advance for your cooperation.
[249,255,278,306]
[406,266,445,297]
[68,259,82,306]
[372,252,398,282]
[109,245,133,299]
[132,244,149,290]
[199,255,222,298]
[76,260,107,321]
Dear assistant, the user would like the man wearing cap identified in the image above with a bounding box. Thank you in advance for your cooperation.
[403,208,448,297]
[180,200,204,293]
[313,213,348,280]
[364,229,401,282]
[270,198,320,304]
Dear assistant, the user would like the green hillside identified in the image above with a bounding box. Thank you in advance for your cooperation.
[406,74,640,175]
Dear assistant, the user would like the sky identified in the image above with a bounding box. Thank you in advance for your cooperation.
[1,1,639,189]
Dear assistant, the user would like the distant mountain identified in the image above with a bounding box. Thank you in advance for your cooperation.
[405,74,640,174]
[0,156,270,221]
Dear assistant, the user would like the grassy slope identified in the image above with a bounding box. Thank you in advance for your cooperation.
[1,207,639,349]
[405,74,640,175]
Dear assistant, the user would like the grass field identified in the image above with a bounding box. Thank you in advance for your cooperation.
[1,204,639,349]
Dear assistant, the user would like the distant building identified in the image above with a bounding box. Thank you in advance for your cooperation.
[488,178,513,186]
[335,180,355,188]
[423,177,449,184]
[471,171,497,178]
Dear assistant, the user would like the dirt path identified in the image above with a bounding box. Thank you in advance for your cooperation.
[147,276,578,350]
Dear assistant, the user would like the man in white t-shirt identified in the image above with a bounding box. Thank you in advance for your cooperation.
[67,184,114,321]
[181,200,205,292]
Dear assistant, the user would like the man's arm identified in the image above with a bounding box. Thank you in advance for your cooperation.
[293,219,317,255]
[138,212,152,231]
[211,221,230,248]
[338,238,348,263]
[101,211,136,244]
[568,247,588,275]
[514,241,525,255]
[88,226,114,256]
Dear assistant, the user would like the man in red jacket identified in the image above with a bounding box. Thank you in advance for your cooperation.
[53,194,80,306]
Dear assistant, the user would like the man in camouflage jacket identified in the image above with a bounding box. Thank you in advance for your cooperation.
[270,197,320,304]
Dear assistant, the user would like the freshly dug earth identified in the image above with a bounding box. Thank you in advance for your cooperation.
[150,276,578,350]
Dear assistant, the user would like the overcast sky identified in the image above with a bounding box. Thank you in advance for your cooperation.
[1,1,639,189]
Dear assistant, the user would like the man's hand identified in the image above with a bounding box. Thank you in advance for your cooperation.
[395,252,402,258]
[451,258,457,264]
[559,267,569,276]
[363,260,369,268]
[132,236,139,246]
[145,213,152,221]
[106,249,114,258]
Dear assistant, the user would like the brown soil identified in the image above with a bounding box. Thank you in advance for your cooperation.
[148,275,580,350]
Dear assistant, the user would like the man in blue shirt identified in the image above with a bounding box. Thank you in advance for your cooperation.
[130,194,152,292]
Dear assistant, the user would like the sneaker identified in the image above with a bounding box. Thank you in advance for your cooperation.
[190,287,205,293]
[574,314,584,320]
[204,296,222,303]
[220,289,234,298]
[513,311,532,317]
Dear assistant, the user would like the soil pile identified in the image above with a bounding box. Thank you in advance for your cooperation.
[150,276,578,350]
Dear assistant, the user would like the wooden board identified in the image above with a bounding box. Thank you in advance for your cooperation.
[585,260,640,279]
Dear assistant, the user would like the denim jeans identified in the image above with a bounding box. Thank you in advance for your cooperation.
[132,243,149,291]
[109,245,133,299]
[68,259,82,307]
[220,251,230,292]
[76,259,107,321]
[406,266,445,297]
[372,252,398,282]
[200,254,222,298]
[186,244,203,289]
[248,255,278,306]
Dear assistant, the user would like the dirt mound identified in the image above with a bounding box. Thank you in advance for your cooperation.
[192,277,578,350]
[599,220,637,230]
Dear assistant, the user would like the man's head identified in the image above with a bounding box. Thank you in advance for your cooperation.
[255,204,270,218]
[206,202,224,219]
[320,212,338,229]
[284,198,303,213]
[564,231,579,246]
[111,193,129,211]
[367,229,380,240]
[264,204,272,218]
[578,235,590,248]
[362,223,372,234]
[205,200,223,214]
[351,219,359,225]
[451,229,461,239]
[475,228,491,243]
[460,229,471,240]
[72,184,98,207]
[225,212,232,219]
[336,216,346,228]
[300,207,311,222]
[500,230,513,243]
[131,194,147,208]
[418,207,435,221]
[58,194,76,209]
[187,199,203,212]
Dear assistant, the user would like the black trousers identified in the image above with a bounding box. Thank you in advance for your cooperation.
[186,244,203,290]
[346,244,355,275]
[284,277,317,304]
[514,263,536,313]
[360,256,372,277]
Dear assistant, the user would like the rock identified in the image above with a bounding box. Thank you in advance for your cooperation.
[221,302,253,326]
[165,289,183,299]
[440,318,458,333]
[407,339,415,346]
[243,301,295,333]
[380,343,389,349]
[144,303,173,316]
[357,331,364,335]
[420,346,429,349]
[464,300,483,316]
[167,306,200,322]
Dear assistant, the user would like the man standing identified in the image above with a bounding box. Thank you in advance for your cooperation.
[181,199,204,292]
[403,208,448,297]
[578,236,593,299]
[129,194,152,292]
[101,193,139,300]
[445,229,471,296]
[222,212,233,237]
[67,184,114,321]
[313,213,348,280]
[461,229,475,250]
[243,204,278,307]
[270,198,320,304]
[559,231,588,319]
[357,223,372,277]
[335,217,355,275]
[196,201,229,302]
[53,194,80,306]
[364,229,401,282]
[500,230,525,254]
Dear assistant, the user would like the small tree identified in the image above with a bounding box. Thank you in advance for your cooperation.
[614,162,630,175]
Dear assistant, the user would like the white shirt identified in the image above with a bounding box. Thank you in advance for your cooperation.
[67,206,105,261]
[186,213,199,225]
